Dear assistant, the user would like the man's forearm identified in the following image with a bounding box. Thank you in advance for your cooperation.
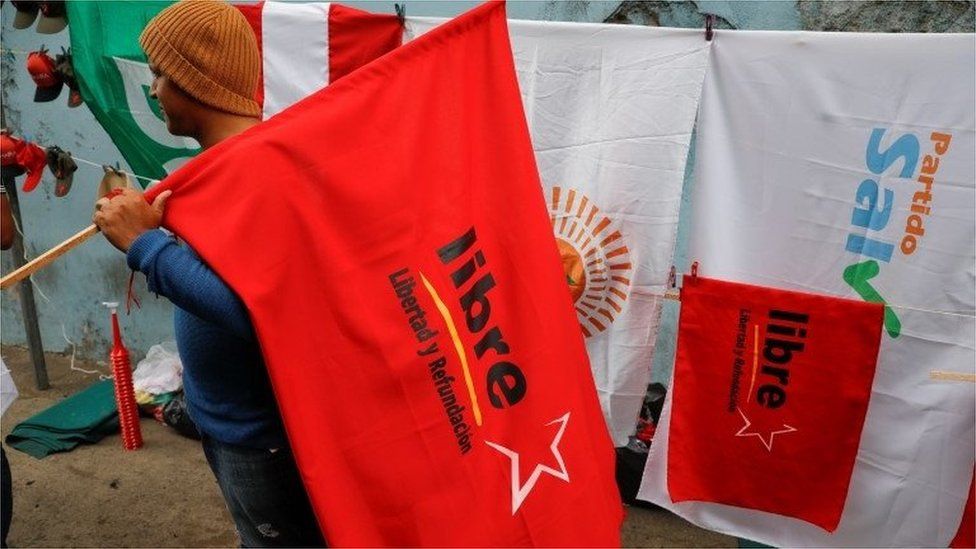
[127,229,255,341]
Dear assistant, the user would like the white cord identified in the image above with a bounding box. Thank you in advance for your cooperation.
[9,213,110,380]
[70,156,159,187]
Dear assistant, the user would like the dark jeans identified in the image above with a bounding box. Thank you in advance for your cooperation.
[201,436,326,548]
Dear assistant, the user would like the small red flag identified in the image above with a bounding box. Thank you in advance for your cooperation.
[667,276,883,531]
[147,2,621,545]
[951,469,975,549]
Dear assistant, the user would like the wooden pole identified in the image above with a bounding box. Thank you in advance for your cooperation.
[0,224,98,291]
[2,101,50,389]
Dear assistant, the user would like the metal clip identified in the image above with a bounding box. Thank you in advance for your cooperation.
[394,3,406,26]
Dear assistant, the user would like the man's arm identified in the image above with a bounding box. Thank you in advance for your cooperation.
[127,229,255,341]
[94,187,254,339]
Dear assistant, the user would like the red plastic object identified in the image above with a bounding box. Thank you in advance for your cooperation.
[635,419,656,444]
[108,306,143,450]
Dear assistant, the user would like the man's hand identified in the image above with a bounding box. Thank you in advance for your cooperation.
[93,187,172,252]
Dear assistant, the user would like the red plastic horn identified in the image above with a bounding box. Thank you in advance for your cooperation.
[104,302,143,451]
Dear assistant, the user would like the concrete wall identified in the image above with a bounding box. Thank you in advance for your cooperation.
[2,8,174,371]
[1,1,972,380]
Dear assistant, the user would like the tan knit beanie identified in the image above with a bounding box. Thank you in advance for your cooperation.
[139,0,260,117]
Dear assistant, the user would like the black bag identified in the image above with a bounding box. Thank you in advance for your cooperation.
[162,392,201,440]
[614,382,668,507]
[616,445,657,507]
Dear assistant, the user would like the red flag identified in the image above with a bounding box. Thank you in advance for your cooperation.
[667,276,883,532]
[952,469,975,548]
[326,3,403,83]
[146,2,621,546]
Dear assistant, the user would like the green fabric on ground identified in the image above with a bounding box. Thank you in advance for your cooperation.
[6,380,120,459]
[737,537,776,548]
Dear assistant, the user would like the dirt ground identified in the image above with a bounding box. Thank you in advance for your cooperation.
[0,345,734,548]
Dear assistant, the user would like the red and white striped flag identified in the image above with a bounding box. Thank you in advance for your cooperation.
[236,1,402,119]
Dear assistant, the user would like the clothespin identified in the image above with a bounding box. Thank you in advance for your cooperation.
[690,261,699,279]
[394,3,406,26]
[704,14,714,41]
[664,265,681,301]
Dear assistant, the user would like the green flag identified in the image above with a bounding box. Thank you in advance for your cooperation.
[67,1,200,185]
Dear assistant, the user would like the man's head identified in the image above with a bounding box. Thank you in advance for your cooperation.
[139,1,260,137]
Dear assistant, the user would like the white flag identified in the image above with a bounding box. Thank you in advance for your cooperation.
[640,29,976,547]
[408,18,710,444]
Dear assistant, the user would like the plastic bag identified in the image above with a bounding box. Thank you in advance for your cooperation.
[132,341,183,395]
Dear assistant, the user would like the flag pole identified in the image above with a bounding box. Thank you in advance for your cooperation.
[3,107,51,389]
[0,224,98,291]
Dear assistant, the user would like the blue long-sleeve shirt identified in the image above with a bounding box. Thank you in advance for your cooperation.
[127,229,286,449]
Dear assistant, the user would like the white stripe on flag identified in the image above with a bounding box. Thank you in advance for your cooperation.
[261,2,331,119]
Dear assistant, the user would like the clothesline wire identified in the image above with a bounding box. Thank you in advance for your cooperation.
[1,48,37,56]
[70,155,159,186]
[6,132,161,186]
[0,47,78,57]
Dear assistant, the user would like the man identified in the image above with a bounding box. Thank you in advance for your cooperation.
[92,2,324,547]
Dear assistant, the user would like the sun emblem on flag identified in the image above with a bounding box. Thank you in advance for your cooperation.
[548,186,633,337]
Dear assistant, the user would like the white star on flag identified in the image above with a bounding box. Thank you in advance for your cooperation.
[485,412,572,514]
[735,407,797,451]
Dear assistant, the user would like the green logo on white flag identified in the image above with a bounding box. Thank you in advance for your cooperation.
[67,1,200,185]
